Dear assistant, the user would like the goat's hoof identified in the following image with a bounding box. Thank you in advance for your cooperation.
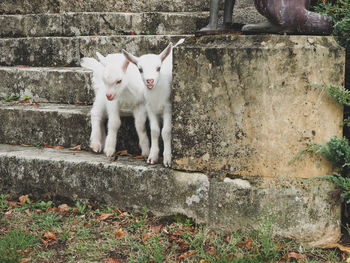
[104,147,116,158]
[141,149,150,157]
[147,158,157,165]
[90,142,103,153]
[163,160,171,168]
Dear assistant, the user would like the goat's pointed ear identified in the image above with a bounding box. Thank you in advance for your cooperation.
[96,52,107,66]
[159,43,173,62]
[122,59,130,73]
[122,49,138,65]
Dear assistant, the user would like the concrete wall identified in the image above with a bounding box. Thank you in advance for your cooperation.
[172,35,345,179]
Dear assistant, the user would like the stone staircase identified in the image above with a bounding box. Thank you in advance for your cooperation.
[0,0,345,247]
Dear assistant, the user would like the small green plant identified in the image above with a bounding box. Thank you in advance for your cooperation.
[313,0,350,48]
[33,141,43,147]
[327,84,350,106]
[0,194,9,211]
[292,136,350,202]
[75,200,88,214]
[0,94,20,102]
[34,213,63,229]
[18,198,53,211]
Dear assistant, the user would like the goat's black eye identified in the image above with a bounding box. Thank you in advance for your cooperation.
[116,79,122,84]
[156,66,161,72]
[139,67,143,73]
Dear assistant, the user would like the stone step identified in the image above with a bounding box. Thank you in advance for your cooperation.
[0,35,188,67]
[0,67,94,104]
[0,12,208,38]
[0,0,211,14]
[0,102,140,154]
[0,143,340,247]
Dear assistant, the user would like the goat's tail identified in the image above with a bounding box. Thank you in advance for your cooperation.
[173,38,185,49]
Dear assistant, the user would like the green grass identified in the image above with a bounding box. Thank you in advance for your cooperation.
[0,230,40,263]
[0,195,346,262]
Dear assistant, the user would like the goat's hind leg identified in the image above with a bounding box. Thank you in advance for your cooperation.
[133,104,150,157]
[161,104,172,167]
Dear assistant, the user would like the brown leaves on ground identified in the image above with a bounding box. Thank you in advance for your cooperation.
[68,145,82,151]
[323,243,350,254]
[57,204,70,213]
[44,231,57,240]
[236,237,252,250]
[98,213,114,221]
[287,252,307,259]
[19,194,29,205]
[42,142,64,150]
[42,231,58,248]
[116,150,130,156]
[105,258,120,263]
[114,228,125,239]
[177,250,198,262]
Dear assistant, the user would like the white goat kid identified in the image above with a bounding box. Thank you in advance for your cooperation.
[122,39,184,167]
[81,52,150,158]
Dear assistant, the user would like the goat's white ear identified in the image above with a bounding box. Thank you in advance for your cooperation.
[122,59,130,73]
[81,57,101,70]
[96,52,107,66]
[122,49,138,65]
[159,43,173,62]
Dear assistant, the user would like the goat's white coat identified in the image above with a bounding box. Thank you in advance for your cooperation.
[123,38,185,167]
[81,53,150,157]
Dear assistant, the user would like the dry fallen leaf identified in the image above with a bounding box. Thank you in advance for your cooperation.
[142,232,155,243]
[98,213,114,221]
[114,228,125,239]
[177,250,198,262]
[44,231,57,240]
[16,65,27,67]
[323,243,350,255]
[69,145,81,151]
[106,258,120,263]
[57,204,70,213]
[43,143,64,150]
[24,209,31,216]
[135,155,145,159]
[41,239,49,247]
[287,252,307,259]
[21,258,30,263]
[19,195,29,205]
[116,150,129,156]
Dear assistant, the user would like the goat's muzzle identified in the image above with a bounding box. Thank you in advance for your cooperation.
[146,79,154,89]
[106,93,114,100]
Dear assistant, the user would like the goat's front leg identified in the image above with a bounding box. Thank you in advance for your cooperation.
[133,104,150,157]
[90,95,107,153]
[162,103,172,167]
[147,109,160,164]
[104,101,121,157]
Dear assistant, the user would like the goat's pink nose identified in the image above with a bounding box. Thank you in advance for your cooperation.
[106,93,113,100]
[146,79,154,84]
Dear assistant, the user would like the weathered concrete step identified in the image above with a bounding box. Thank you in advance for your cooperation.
[0,12,208,38]
[0,143,340,247]
[0,67,94,104]
[0,35,188,67]
[0,102,140,153]
[0,0,212,14]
